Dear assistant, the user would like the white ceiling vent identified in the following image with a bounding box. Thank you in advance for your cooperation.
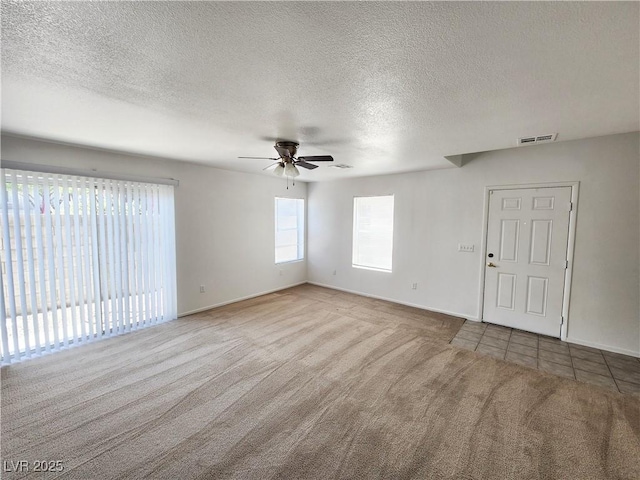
[517,133,557,146]
[328,164,353,169]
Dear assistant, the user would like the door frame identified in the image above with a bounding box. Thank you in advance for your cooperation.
[477,181,580,340]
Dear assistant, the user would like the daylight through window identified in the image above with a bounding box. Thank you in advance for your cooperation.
[275,197,305,264]
[352,195,394,271]
[0,168,177,363]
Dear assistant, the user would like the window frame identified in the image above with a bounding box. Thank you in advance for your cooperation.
[352,194,395,272]
[274,197,305,264]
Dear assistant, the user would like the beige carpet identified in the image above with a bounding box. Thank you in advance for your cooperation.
[1,284,639,479]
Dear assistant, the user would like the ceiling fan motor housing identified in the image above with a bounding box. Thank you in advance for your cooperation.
[276,141,299,159]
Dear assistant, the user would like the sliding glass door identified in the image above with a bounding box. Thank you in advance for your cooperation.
[0,169,177,363]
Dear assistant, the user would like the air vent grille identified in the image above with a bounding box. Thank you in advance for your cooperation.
[536,134,554,141]
[517,133,557,146]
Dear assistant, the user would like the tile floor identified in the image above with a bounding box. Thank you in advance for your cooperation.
[451,320,640,395]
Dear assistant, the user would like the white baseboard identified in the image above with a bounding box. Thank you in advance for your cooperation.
[307,281,476,321]
[566,336,640,358]
[178,281,307,317]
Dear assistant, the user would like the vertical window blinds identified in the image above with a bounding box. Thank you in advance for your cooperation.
[352,195,395,272]
[0,168,177,364]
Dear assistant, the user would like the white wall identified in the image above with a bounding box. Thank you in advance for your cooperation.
[0,134,308,316]
[308,132,640,356]
[3,132,638,356]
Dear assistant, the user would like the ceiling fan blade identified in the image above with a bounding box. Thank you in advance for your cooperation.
[274,145,292,158]
[297,155,334,162]
[262,161,280,170]
[295,160,319,170]
[238,156,278,160]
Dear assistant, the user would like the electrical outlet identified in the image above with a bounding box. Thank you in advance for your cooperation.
[199,285,205,293]
[411,283,418,290]
[458,243,475,253]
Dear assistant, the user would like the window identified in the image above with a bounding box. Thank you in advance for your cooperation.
[352,195,394,271]
[275,197,304,264]
[0,168,177,363]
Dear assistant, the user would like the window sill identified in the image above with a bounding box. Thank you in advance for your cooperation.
[352,264,392,273]
[275,259,305,265]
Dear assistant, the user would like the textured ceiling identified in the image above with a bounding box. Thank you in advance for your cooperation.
[1,1,638,181]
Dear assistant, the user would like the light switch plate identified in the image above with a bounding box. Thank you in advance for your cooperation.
[458,244,475,253]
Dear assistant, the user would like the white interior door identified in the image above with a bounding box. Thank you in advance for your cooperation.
[482,187,572,337]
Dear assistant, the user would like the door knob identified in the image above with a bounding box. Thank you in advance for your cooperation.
[487,262,497,267]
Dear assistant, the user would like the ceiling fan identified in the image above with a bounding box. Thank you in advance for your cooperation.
[238,141,333,178]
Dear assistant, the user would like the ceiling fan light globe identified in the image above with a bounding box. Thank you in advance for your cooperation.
[273,164,285,177]
[285,163,300,178]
